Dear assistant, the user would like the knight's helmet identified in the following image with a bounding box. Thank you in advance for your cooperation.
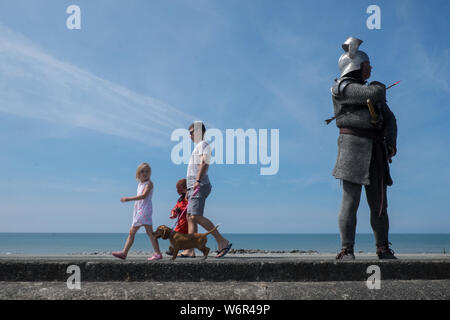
[338,37,370,77]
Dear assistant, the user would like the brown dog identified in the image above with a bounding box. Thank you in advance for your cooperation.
[153,225,218,260]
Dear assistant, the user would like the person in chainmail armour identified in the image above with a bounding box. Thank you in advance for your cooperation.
[329,37,398,260]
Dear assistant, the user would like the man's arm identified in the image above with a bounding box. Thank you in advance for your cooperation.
[193,156,209,189]
[342,81,386,106]
[193,143,211,189]
[381,102,398,161]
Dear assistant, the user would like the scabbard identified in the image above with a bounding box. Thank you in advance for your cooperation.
[366,99,378,121]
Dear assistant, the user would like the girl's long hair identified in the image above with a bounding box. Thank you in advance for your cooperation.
[136,162,151,181]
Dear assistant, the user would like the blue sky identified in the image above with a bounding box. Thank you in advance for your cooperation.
[0,0,449,233]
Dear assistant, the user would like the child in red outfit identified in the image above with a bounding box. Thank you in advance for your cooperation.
[171,179,189,233]
[166,179,188,256]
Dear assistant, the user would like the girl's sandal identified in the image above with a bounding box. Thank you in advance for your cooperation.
[148,253,163,261]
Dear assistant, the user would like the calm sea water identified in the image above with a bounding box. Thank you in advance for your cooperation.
[0,233,449,254]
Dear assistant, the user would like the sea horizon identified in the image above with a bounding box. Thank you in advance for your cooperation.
[1,233,449,255]
[2,232,449,234]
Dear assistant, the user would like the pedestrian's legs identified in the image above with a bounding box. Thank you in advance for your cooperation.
[338,180,362,250]
[365,178,390,248]
[144,225,161,255]
[188,213,198,234]
[182,184,215,256]
[123,226,140,256]
[181,215,198,256]
[189,215,229,251]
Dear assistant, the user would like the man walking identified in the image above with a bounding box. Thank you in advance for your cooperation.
[181,121,232,258]
[329,37,398,260]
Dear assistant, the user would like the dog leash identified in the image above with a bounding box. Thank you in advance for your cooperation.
[172,187,199,230]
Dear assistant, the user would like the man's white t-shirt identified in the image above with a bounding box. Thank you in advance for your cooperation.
[187,140,211,189]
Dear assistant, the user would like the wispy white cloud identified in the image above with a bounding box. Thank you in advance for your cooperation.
[0,174,122,195]
[412,45,450,94]
[0,24,195,146]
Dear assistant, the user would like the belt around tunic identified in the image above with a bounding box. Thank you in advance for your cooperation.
[339,127,382,140]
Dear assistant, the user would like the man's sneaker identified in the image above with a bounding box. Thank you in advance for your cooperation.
[376,245,397,260]
[336,248,355,260]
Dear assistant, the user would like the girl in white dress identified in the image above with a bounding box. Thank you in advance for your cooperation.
[112,163,162,260]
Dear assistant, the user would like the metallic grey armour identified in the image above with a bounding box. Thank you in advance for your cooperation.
[338,37,370,77]
[331,36,398,254]
[331,78,397,185]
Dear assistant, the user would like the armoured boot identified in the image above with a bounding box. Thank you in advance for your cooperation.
[376,243,397,260]
[336,248,355,260]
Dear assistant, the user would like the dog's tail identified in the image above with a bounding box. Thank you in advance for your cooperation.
[204,225,219,236]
